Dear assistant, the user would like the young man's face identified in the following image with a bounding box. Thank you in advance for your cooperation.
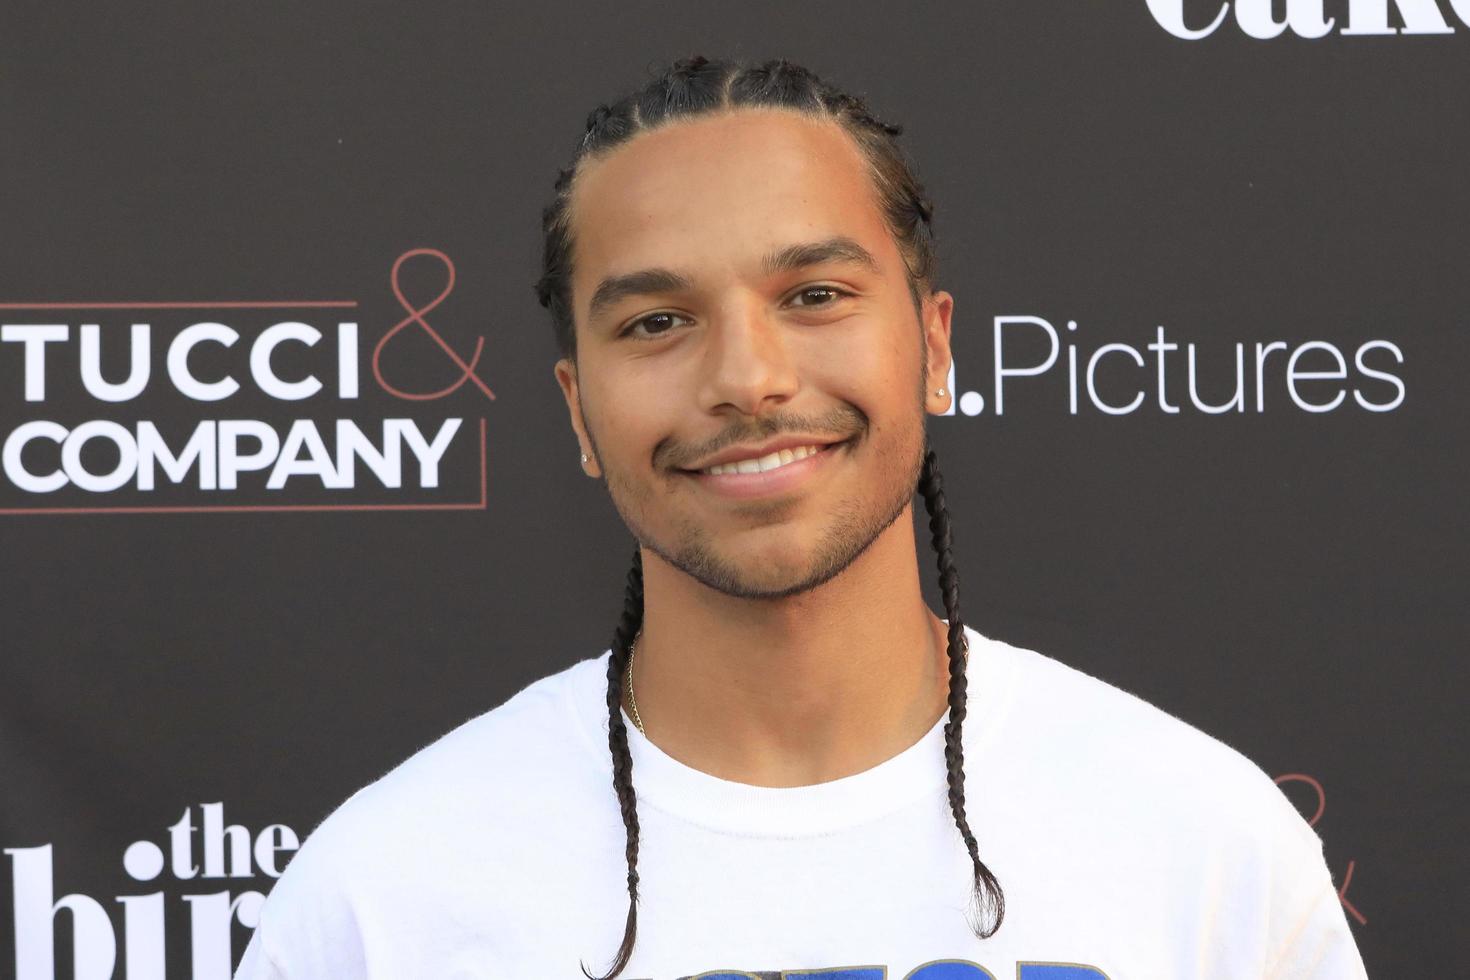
[554,108,954,599]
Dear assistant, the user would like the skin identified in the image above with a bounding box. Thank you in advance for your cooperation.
[554,107,959,787]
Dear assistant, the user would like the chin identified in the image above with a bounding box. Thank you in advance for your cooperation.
[656,534,865,601]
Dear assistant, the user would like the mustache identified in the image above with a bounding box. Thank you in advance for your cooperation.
[662,405,867,471]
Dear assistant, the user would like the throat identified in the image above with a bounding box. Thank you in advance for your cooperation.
[624,600,952,788]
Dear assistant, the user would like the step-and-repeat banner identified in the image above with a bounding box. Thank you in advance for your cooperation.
[2,3,1464,977]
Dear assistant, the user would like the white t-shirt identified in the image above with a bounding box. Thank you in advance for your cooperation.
[235,626,1368,979]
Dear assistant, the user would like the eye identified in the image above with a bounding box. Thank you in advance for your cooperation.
[621,311,692,340]
[786,285,851,309]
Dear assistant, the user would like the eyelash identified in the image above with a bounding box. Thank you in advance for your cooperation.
[619,285,854,340]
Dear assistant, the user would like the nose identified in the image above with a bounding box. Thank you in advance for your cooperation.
[697,297,799,417]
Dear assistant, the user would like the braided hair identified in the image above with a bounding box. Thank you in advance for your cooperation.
[532,55,1004,980]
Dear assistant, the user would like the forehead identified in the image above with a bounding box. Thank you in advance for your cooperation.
[566,109,893,309]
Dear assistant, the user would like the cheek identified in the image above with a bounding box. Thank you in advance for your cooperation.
[800,316,919,410]
[583,370,678,466]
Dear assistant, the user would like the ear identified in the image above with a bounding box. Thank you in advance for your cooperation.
[921,290,955,415]
[553,357,602,478]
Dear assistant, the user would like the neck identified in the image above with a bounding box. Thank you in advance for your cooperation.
[626,503,952,787]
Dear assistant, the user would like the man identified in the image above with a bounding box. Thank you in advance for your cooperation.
[236,56,1369,979]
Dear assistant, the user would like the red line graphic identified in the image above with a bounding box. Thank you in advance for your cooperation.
[1337,860,1367,925]
[0,418,488,515]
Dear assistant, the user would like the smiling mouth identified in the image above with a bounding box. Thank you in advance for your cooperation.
[693,441,847,476]
[677,438,852,475]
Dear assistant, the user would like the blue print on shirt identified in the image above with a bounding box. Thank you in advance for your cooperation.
[1017,966,1110,980]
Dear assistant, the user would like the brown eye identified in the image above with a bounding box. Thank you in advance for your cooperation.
[623,312,689,339]
[788,286,849,308]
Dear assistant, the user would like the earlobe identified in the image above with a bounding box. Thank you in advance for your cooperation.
[580,443,602,478]
[928,384,952,416]
[553,358,601,477]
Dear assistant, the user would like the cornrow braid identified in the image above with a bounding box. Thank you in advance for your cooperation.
[534,55,938,362]
[544,56,1002,979]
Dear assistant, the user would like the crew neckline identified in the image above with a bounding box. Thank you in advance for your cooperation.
[569,622,1015,837]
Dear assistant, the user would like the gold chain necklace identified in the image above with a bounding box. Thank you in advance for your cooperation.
[624,631,645,735]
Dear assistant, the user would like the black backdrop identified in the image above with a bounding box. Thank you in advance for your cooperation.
[2,2,1465,976]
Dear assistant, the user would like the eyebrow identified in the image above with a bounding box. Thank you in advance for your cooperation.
[762,236,880,278]
[585,236,881,322]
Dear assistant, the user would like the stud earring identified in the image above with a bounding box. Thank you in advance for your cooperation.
[580,453,589,464]
[935,388,947,396]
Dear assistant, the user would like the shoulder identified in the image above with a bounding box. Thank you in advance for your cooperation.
[246,653,617,967]
[972,629,1321,852]
[299,651,613,863]
[971,630,1363,975]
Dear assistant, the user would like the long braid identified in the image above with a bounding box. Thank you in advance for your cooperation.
[918,445,1006,938]
[579,548,645,980]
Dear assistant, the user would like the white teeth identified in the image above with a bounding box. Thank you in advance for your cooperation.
[701,443,830,476]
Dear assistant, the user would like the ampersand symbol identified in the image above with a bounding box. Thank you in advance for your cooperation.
[372,248,495,401]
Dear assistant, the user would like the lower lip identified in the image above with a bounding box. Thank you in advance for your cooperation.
[682,442,847,499]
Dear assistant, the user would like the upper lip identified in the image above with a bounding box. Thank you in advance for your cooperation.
[683,435,848,472]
